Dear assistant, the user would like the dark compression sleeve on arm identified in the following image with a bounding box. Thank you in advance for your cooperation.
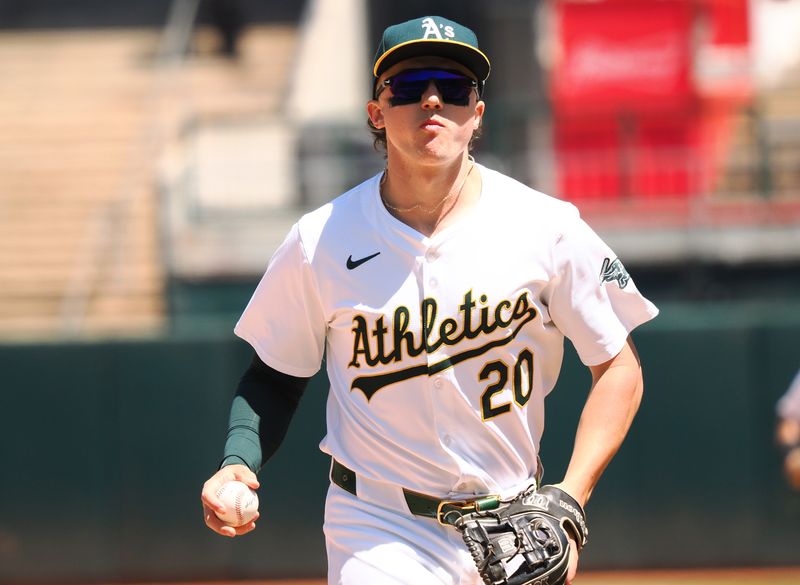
[220,353,312,472]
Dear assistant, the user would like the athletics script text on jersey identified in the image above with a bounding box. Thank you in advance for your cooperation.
[348,289,537,400]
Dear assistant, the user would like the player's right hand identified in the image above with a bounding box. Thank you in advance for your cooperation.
[201,464,260,537]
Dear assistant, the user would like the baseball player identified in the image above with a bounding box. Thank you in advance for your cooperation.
[201,15,659,585]
[776,369,800,489]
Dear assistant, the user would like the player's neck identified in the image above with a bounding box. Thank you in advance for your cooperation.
[380,155,479,236]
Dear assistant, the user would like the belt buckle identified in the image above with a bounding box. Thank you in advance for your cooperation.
[436,495,500,525]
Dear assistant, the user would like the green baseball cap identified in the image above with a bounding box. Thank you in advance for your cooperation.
[373,16,491,82]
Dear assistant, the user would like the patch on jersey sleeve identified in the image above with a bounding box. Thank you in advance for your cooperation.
[600,257,630,289]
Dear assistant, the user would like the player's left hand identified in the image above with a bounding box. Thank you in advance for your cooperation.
[549,482,584,584]
[566,535,579,584]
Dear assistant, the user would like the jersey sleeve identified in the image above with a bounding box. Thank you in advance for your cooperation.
[234,223,327,378]
[777,369,800,421]
[544,207,659,366]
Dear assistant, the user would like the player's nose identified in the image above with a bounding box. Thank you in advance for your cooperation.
[421,82,443,110]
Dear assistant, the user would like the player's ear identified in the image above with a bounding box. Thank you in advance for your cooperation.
[473,100,485,130]
[367,100,385,129]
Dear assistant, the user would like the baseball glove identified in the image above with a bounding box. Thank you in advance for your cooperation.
[452,485,588,585]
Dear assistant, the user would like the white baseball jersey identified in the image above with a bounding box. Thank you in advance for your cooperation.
[777,369,800,421]
[235,163,658,499]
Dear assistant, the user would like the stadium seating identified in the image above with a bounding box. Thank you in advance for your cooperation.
[0,25,297,338]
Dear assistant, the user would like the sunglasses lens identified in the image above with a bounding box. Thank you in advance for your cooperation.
[435,79,474,104]
[389,78,430,105]
[386,69,476,106]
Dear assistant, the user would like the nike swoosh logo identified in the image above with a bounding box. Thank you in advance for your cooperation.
[346,252,381,270]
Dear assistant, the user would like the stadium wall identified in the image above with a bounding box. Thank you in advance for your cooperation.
[0,303,799,583]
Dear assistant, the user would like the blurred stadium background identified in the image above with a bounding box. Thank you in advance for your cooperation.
[0,0,799,583]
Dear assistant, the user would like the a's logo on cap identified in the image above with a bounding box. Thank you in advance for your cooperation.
[420,17,455,40]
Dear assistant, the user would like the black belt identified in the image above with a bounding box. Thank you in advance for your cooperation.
[330,459,501,525]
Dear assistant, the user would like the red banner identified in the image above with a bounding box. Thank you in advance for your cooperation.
[550,0,751,201]
[694,0,752,101]
[551,0,695,116]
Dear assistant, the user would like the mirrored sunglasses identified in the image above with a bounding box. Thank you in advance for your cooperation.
[377,68,480,106]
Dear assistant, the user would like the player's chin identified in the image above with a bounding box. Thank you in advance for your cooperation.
[415,143,463,164]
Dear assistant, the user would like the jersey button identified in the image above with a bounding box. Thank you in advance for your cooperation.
[425,250,438,262]
[442,435,452,446]
[429,277,438,288]
[433,378,443,388]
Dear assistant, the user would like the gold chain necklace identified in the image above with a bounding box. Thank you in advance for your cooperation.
[380,159,475,215]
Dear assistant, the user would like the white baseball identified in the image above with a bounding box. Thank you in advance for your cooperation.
[214,480,259,527]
